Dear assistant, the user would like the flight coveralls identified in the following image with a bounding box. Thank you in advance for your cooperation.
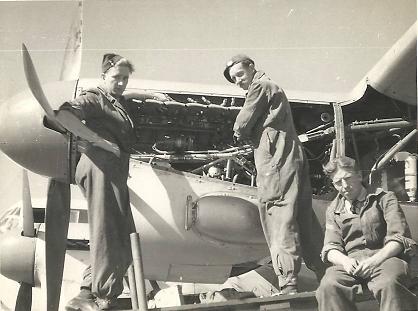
[233,71,325,289]
[317,188,417,311]
[60,87,136,301]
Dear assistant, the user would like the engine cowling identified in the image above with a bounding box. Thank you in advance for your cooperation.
[189,193,265,245]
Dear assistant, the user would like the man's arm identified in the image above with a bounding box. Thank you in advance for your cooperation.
[55,110,120,157]
[57,92,120,157]
[321,201,361,275]
[321,201,346,263]
[382,191,417,257]
[327,249,359,275]
[354,192,416,278]
[353,241,403,278]
[233,82,269,139]
[371,241,404,264]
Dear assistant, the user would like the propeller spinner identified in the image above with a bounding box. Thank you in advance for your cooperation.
[0,170,36,311]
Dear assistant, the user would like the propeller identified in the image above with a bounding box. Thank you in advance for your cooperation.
[21,43,120,157]
[44,179,70,311]
[14,170,35,311]
[21,43,73,311]
[21,170,35,238]
[15,282,33,311]
[21,44,121,310]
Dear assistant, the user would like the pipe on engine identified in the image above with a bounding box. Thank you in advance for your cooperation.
[395,152,417,202]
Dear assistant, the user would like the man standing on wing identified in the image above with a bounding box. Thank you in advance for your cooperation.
[223,54,325,294]
[62,53,136,310]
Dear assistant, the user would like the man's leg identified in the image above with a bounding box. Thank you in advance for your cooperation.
[75,151,135,303]
[219,263,280,297]
[316,265,359,311]
[367,257,417,311]
[254,137,309,293]
[259,198,301,292]
[65,265,98,310]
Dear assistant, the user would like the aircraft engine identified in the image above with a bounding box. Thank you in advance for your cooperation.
[0,234,36,285]
[128,98,241,154]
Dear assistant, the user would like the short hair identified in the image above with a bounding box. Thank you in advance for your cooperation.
[323,156,358,177]
[114,58,135,74]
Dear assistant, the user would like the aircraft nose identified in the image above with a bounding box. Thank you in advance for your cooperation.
[0,234,36,285]
[0,90,44,166]
[0,86,69,179]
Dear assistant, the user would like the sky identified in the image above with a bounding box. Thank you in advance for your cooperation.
[0,0,416,210]
[0,0,416,102]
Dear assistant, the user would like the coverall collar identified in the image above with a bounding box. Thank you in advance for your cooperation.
[333,187,385,215]
[252,70,265,84]
[97,86,124,102]
[245,71,266,95]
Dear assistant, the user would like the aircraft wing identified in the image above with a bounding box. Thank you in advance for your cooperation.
[350,22,417,106]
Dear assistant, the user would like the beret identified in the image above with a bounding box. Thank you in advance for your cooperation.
[223,54,254,83]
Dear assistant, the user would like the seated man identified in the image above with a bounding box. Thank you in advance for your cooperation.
[316,156,417,311]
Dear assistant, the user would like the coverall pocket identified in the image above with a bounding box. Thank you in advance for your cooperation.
[258,165,283,203]
[266,129,285,169]
[337,213,360,238]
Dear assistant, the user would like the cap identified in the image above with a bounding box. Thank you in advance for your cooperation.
[102,53,123,73]
[223,54,254,83]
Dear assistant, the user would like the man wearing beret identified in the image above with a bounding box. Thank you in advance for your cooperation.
[62,54,136,310]
[223,54,325,294]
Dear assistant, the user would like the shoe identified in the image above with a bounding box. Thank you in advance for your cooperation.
[280,284,298,295]
[95,297,118,310]
[271,285,298,296]
[65,289,99,311]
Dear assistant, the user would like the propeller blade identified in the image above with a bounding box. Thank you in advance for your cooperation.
[21,170,35,237]
[15,282,32,311]
[45,179,70,311]
[22,43,120,157]
[21,43,56,120]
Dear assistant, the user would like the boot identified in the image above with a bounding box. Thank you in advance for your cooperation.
[276,274,298,296]
[279,284,298,295]
[95,297,118,310]
[65,288,99,311]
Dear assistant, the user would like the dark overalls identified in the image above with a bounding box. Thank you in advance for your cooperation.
[233,71,325,289]
[60,87,136,300]
[317,189,417,311]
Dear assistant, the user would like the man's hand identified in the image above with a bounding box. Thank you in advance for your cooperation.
[341,257,359,275]
[56,110,121,157]
[233,133,241,145]
[77,139,91,154]
[77,139,120,157]
[353,256,381,279]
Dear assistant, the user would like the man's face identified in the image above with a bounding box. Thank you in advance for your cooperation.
[228,62,255,90]
[101,65,131,96]
[331,167,363,201]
